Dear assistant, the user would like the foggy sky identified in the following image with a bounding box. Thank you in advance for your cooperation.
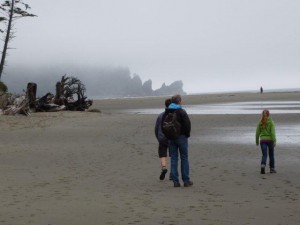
[3,0,300,94]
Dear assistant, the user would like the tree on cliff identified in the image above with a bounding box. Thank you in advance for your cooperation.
[0,0,36,79]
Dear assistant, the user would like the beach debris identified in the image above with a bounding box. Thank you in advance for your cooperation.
[27,82,37,109]
[53,75,93,111]
[0,74,93,116]
[35,92,63,112]
[2,93,30,116]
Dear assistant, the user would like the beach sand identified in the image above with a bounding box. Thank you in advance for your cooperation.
[0,92,299,225]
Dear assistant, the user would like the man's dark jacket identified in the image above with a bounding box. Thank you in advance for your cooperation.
[162,107,191,138]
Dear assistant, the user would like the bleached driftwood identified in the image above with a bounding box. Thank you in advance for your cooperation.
[3,98,30,116]
[38,103,66,112]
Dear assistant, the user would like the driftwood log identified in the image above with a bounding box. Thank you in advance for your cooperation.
[35,75,92,112]
[3,95,30,116]
[36,92,55,112]
[26,82,37,109]
[53,75,93,111]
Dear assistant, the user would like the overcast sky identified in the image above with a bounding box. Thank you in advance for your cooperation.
[5,0,300,93]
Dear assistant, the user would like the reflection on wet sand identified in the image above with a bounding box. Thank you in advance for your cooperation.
[127,101,300,147]
[197,125,300,146]
[127,101,300,115]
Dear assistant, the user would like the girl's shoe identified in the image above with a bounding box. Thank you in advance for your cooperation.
[270,168,277,173]
[261,167,265,174]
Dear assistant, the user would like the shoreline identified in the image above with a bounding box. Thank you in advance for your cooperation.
[91,88,300,101]
[91,91,300,112]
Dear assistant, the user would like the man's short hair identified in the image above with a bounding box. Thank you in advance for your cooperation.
[171,95,181,104]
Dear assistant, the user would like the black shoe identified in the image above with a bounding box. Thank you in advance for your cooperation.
[184,181,193,187]
[261,167,265,174]
[159,169,168,180]
[270,168,277,173]
[174,182,181,187]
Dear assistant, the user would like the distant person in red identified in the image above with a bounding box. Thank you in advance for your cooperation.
[260,86,263,94]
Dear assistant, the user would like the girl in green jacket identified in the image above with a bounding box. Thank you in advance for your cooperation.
[255,109,277,174]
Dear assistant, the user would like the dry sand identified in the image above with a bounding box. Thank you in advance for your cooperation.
[0,92,299,225]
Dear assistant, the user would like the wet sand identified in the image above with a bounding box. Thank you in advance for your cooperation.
[0,92,299,225]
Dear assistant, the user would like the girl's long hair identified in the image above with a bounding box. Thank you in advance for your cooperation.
[261,109,270,128]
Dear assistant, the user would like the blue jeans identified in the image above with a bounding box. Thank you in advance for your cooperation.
[260,142,275,169]
[169,135,190,184]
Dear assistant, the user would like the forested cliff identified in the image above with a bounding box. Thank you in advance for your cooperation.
[4,66,186,98]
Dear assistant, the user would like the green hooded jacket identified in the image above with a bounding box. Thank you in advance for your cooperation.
[255,117,276,145]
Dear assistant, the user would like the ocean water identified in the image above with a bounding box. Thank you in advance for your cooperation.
[126,101,300,115]
[189,87,300,95]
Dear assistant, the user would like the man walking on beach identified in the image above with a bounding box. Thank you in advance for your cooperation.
[155,98,172,180]
[163,94,192,187]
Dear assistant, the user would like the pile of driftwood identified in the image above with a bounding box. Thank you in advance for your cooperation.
[0,93,30,116]
[0,75,93,116]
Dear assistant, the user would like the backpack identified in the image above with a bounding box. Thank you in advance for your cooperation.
[162,111,181,139]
